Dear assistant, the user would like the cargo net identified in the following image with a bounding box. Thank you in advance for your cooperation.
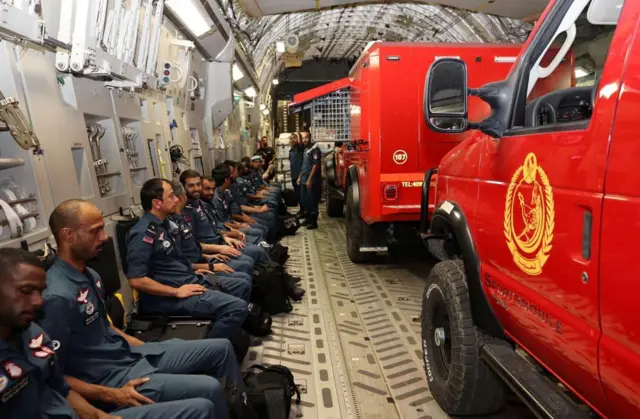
[310,89,350,143]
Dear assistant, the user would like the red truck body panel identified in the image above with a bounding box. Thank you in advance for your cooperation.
[349,42,526,224]
[431,1,640,417]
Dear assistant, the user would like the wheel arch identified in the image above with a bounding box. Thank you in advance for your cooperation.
[346,165,361,212]
[429,200,505,339]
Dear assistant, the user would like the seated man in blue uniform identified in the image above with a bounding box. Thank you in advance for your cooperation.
[0,248,217,419]
[168,180,251,301]
[223,160,278,237]
[198,175,265,246]
[40,199,245,419]
[201,175,267,242]
[239,159,281,211]
[179,170,271,264]
[125,179,248,340]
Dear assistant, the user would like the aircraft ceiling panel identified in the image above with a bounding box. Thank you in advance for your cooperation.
[237,0,547,20]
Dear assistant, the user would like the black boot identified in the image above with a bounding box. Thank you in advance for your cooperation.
[306,214,318,230]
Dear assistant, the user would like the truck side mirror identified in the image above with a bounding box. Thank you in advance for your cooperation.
[424,58,469,134]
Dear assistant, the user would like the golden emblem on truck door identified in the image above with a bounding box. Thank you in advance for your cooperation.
[504,153,555,276]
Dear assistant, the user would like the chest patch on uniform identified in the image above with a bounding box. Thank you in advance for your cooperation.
[86,301,95,315]
[52,340,61,351]
[3,362,22,380]
[28,334,44,349]
[85,310,100,326]
[96,280,102,290]
[142,235,154,244]
[76,288,90,304]
[183,229,193,240]
[185,215,192,223]
[162,240,171,248]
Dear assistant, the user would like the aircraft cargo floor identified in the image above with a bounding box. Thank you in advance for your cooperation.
[243,210,533,419]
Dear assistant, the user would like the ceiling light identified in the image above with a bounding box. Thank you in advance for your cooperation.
[276,41,285,53]
[232,64,244,82]
[166,0,212,38]
[575,67,590,78]
[244,86,257,98]
[262,108,270,116]
[260,104,267,111]
[272,78,279,85]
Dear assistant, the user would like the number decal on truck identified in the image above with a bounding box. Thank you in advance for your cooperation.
[393,150,408,165]
[504,153,555,276]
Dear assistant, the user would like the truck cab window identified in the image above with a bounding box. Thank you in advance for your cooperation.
[518,2,622,130]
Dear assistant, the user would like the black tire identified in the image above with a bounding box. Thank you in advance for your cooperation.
[345,185,373,263]
[326,181,344,217]
[421,260,507,415]
[427,239,448,262]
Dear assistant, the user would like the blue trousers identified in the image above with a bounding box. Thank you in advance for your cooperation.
[213,272,251,302]
[227,254,254,276]
[47,396,216,419]
[242,243,270,263]
[253,212,277,237]
[242,226,267,241]
[110,338,243,419]
[141,291,247,341]
[301,179,321,217]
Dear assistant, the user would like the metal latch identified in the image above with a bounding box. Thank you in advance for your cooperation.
[0,96,41,151]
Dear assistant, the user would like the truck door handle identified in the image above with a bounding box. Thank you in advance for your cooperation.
[582,210,592,260]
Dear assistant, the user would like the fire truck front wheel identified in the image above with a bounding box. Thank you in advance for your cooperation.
[421,260,507,415]
[346,185,373,263]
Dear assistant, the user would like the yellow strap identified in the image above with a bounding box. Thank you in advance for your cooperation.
[107,292,125,327]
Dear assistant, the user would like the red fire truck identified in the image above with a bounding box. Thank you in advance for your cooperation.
[419,0,637,417]
[292,42,574,263]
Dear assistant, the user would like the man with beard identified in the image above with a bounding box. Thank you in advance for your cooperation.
[125,179,248,341]
[223,160,278,237]
[179,170,271,264]
[0,248,217,419]
[39,199,244,419]
[168,180,252,302]
[254,136,275,174]
[200,176,267,243]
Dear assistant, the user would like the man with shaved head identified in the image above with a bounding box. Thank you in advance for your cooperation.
[39,199,244,419]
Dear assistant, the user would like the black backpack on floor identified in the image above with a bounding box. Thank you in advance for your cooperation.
[251,261,292,315]
[277,215,300,238]
[221,376,257,419]
[244,303,272,337]
[268,243,289,266]
[244,365,301,419]
[282,189,298,207]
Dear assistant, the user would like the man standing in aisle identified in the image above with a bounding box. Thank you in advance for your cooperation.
[255,136,275,175]
[298,130,322,230]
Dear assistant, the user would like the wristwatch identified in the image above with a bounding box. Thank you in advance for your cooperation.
[208,262,215,272]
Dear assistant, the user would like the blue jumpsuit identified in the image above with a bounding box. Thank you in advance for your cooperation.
[290,145,304,211]
[0,324,216,419]
[167,213,251,302]
[183,199,256,275]
[213,188,268,240]
[232,177,279,235]
[201,198,263,245]
[125,212,248,339]
[301,143,322,222]
[40,258,245,418]
[185,198,270,264]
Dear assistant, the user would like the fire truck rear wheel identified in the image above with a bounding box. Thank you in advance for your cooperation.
[325,179,344,217]
[346,185,373,263]
[421,260,507,415]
